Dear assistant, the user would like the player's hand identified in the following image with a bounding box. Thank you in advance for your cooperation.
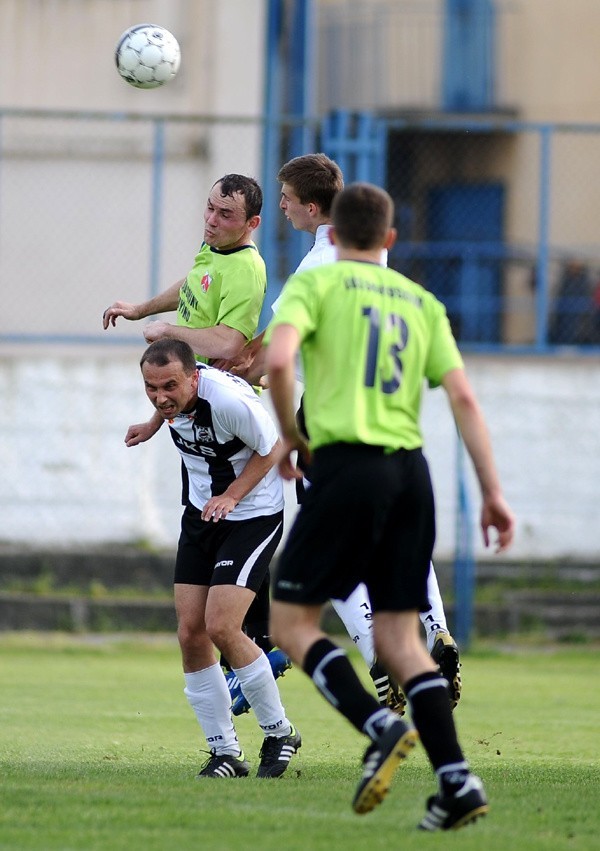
[102,301,141,329]
[201,494,237,522]
[481,494,515,552]
[276,435,312,481]
[143,321,171,343]
[125,420,162,447]
[212,351,265,387]
[211,353,251,374]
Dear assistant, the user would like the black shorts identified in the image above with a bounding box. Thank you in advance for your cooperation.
[174,505,284,590]
[294,396,312,504]
[273,443,434,613]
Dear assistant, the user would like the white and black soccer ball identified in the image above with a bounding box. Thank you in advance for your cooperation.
[115,23,181,89]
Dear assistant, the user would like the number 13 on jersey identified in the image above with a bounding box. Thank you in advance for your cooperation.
[362,306,409,394]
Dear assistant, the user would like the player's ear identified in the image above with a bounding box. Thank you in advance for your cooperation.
[328,226,337,245]
[383,227,397,251]
[247,214,261,232]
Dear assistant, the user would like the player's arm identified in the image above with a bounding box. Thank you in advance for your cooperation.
[142,321,247,360]
[124,412,164,447]
[105,281,185,443]
[103,279,184,329]
[442,368,515,552]
[201,440,281,522]
[211,331,268,385]
[266,324,310,480]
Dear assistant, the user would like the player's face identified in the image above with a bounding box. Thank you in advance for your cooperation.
[142,359,198,420]
[203,183,256,250]
[279,183,313,233]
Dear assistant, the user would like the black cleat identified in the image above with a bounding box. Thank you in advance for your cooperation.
[196,749,250,778]
[369,661,407,716]
[431,631,462,710]
[419,774,489,831]
[256,725,301,778]
[352,718,418,815]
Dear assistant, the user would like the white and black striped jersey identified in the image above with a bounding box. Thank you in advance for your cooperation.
[167,364,284,521]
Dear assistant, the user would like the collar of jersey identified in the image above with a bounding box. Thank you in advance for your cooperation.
[205,242,257,256]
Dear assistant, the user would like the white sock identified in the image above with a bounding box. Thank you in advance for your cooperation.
[331,583,376,669]
[420,563,449,652]
[233,653,291,738]
[183,663,240,756]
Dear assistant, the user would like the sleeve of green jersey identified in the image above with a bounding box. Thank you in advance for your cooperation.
[425,300,464,388]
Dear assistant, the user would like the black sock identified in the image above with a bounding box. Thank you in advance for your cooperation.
[405,671,466,774]
[304,637,385,735]
[243,576,274,654]
[244,620,274,655]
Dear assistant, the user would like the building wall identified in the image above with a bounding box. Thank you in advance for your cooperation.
[1,1,599,122]
[0,2,598,562]
[0,0,265,116]
[1,351,598,562]
[504,0,600,123]
[316,0,600,122]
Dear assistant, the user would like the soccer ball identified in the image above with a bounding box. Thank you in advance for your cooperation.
[115,23,181,89]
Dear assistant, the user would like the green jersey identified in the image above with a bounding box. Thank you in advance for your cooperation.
[177,241,266,363]
[267,260,463,451]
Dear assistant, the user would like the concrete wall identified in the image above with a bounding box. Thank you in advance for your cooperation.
[2,0,600,123]
[503,0,600,124]
[0,2,598,565]
[1,349,598,562]
[0,0,266,117]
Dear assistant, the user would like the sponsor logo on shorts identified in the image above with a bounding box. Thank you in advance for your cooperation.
[216,560,234,568]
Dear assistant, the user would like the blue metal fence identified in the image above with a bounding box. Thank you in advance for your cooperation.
[1,108,600,354]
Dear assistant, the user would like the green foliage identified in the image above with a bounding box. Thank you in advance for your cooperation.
[0,636,598,851]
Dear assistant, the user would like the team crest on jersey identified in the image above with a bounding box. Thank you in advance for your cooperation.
[201,273,212,293]
[193,424,215,443]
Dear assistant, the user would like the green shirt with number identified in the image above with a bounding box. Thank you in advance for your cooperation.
[177,242,266,363]
[266,260,463,451]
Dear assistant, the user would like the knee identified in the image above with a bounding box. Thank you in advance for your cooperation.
[177,619,205,654]
[204,613,230,650]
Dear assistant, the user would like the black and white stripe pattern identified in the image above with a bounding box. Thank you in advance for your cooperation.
[209,760,242,778]
[168,364,284,520]
[274,742,297,765]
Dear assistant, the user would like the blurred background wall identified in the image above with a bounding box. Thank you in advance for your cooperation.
[0,0,599,565]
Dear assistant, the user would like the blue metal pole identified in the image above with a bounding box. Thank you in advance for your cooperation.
[535,125,552,349]
[149,119,165,301]
[453,431,475,649]
[260,0,320,323]
[259,0,285,329]
[289,0,316,267]
[291,0,316,156]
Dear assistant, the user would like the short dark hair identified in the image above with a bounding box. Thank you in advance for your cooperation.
[277,153,344,215]
[331,182,394,250]
[140,339,197,373]
[213,174,263,219]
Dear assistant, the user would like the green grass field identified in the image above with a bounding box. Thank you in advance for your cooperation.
[0,634,598,851]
